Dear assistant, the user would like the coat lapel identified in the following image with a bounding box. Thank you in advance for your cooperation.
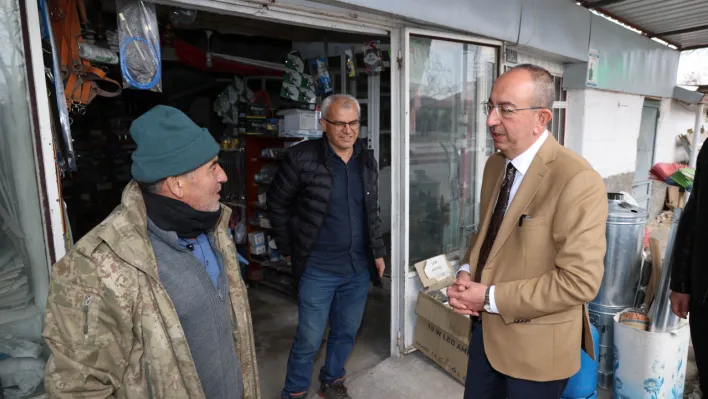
[485,137,559,265]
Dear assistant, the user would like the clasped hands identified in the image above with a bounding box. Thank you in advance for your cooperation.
[447,271,488,317]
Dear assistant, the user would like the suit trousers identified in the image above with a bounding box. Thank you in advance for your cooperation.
[464,320,569,399]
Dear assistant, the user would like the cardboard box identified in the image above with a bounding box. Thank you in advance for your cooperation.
[666,186,686,209]
[249,231,267,255]
[250,245,267,256]
[248,232,266,246]
[413,255,472,384]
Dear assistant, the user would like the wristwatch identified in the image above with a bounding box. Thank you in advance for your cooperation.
[483,287,492,313]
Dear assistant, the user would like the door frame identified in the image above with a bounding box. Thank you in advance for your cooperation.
[395,27,503,354]
[632,99,661,210]
[21,0,67,268]
[25,0,412,357]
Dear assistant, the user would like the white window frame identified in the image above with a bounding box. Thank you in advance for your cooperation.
[551,74,567,145]
[398,27,504,354]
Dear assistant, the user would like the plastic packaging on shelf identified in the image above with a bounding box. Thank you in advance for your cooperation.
[310,57,333,95]
[78,42,119,65]
[283,69,314,90]
[117,0,162,92]
[233,221,246,245]
[284,51,305,73]
[362,41,385,74]
[213,76,258,125]
[281,51,316,104]
[250,212,272,229]
[345,48,357,78]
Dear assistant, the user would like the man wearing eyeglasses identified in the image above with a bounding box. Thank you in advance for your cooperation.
[447,64,607,399]
[268,94,386,399]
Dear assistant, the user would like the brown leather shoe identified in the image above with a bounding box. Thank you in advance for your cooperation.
[318,378,352,399]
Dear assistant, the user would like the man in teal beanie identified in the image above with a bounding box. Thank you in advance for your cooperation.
[43,105,261,399]
[131,105,221,187]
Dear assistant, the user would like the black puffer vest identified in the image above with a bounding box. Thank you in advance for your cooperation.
[267,138,385,286]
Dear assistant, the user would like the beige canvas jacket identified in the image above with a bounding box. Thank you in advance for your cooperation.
[43,181,260,398]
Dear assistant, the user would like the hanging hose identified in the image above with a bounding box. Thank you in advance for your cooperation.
[119,36,161,90]
[116,0,162,92]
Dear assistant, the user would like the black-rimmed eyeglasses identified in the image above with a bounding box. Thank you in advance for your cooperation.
[322,118,360,130]
[482,102,546,119]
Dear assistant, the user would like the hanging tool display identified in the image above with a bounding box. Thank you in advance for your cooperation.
[117,0,162,92]
[205,30,214,69]
[40,0,76,171]
[48,0,122,116]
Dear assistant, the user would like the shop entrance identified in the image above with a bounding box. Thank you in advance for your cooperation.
[45,4,393,397]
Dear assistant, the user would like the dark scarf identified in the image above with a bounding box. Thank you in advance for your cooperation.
[142,191,221,238]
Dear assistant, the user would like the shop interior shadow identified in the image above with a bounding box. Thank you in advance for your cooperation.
[249,284,390,398]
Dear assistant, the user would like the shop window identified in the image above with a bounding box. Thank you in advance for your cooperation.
[408,36,498,266]
[0,0,52,396]
[550,75,567,145]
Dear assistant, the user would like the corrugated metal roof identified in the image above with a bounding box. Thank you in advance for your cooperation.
[580,0,708,50]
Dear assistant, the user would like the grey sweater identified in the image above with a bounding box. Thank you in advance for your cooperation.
[146,219,244,399]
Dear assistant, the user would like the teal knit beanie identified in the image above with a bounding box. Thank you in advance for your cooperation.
[130,105,220,183]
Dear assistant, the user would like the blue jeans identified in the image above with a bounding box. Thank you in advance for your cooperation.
[281,266,371,397]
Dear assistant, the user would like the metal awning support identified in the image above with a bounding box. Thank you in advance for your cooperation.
[690,103,705,168]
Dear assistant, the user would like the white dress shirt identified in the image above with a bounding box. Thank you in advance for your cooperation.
[458,130,549,313]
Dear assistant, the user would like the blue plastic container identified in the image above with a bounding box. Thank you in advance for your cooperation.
[562,323,600,399]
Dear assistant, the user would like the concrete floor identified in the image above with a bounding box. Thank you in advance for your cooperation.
[347,353,701,399]
[347,351,465,397]
[250,285,702,398]
[249,285,391,399]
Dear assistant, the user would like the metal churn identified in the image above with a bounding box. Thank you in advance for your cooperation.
[589,192,648,389]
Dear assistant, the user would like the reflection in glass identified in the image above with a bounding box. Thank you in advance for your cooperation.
[0,0,51,396]
[408,36,498,266]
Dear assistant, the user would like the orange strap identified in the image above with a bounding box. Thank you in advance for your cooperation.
[49,0,121,111]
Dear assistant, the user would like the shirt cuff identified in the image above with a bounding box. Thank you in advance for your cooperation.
[488,285,499,314]
[457,263,471,276]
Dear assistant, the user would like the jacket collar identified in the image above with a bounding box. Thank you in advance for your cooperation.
[94,181,232,282]
[320,137,372,168]
[146,217,189,252]
[506,130,549,177]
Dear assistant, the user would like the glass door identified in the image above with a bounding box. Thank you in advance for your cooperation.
[407,34,499,265]
[633,100,660,210]
[398,29,501,353]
